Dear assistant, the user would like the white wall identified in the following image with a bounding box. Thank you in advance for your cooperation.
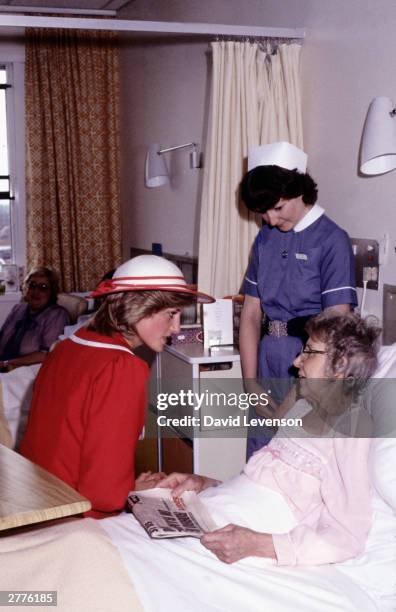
[118,1,279,261]
[120,1,396,320]
[258,0,396,321]
[0,33,25,61]
[119,34,208,260]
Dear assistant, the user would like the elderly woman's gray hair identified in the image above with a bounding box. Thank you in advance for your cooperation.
[305,313,381,384]
[24,266,60,305]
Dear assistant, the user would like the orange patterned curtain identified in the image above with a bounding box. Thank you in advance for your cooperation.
[25,28,122,291]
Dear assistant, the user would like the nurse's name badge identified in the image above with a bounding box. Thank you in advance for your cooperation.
[295,252,308,261]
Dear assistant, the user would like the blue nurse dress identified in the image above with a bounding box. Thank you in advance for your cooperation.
[243,204,357,378]
[243,205,357,456]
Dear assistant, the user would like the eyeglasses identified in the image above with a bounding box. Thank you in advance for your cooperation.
[27,280,50,292]
[300,348,327,359]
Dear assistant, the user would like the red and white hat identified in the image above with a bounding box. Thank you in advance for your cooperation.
[91,254,215,304]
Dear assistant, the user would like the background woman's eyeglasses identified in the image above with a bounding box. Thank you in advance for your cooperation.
[27,281,50,292]
[300,347,327,359]
[299,347,327,359]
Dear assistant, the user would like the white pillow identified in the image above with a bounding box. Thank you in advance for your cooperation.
[336,439,396,609]
[364,344,396,501]
[336,346,396,607]
[369,437,396,512]
[374,344,396,378]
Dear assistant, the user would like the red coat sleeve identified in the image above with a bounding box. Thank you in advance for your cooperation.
[77,354,148,516]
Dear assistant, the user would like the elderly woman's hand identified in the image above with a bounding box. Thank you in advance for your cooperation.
[201,524,276,564]
[156,472,220,497]
[135,471,166,491]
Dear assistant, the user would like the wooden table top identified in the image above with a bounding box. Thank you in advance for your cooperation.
[0,443,91,531]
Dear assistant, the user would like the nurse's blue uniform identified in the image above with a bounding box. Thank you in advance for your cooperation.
[243,204,357,456]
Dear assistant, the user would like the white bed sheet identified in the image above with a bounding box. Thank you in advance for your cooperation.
[102,475,382,612]
[336,492,396,611]
[1,364,41,447]
[102,514,377,612]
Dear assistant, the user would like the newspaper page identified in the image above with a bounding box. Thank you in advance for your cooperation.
[127,488,217,539]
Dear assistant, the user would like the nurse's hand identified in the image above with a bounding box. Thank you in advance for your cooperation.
[156,472,221,497]
[243,379,278,418]
[135,471,166,491]
[246,380,298,419]
[201,524,276,564]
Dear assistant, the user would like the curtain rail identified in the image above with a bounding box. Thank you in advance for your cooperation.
[0,15,305,38]
[0,6,116,16]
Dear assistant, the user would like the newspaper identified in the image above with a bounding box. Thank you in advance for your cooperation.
[127,488,217,539]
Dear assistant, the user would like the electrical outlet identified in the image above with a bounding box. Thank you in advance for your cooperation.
[350,238,379,290]
[363,266,379,282]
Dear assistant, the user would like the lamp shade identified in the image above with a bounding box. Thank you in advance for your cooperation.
[145,143,169,188]
[360,97,396,175]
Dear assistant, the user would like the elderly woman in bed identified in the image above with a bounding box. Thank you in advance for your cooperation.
[159,313,380,566]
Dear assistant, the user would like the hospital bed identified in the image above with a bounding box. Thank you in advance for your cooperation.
[0,348,395,611]
[0,364,41,449]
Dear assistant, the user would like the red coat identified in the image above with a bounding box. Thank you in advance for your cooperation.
[20,327,148,518]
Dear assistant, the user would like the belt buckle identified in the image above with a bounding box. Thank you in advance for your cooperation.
[268,320,288,338]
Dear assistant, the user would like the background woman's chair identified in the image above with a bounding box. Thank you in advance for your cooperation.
[57,293,88,324]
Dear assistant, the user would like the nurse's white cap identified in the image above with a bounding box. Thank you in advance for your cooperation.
[248,141,307,173]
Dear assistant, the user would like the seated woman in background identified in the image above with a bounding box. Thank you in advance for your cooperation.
[0,266,69,371]
[158,313,380,566]
[20,255,214,518]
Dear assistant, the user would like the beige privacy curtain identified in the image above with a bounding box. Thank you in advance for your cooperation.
[25,28,122,292]
[198,42,303,297]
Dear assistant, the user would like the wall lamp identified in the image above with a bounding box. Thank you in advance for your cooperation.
[360,97,396,175]
[145,142,200,188]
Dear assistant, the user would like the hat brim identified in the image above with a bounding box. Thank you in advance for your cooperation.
[90,281,215,304]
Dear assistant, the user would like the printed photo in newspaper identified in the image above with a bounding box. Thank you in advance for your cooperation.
[127,488,217,539]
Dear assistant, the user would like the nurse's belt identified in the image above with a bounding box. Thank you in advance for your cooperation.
[69,333,145,439]
[69,333,134,355]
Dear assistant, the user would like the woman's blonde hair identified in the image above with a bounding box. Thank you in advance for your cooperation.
[88,290,195,341]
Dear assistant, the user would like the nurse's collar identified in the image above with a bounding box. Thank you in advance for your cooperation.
[293,204,325,233]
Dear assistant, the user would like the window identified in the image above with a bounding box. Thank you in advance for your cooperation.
[0,66,13,263]
[0,60,25,267]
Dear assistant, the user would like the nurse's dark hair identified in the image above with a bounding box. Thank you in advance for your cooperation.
[240,165,318,213]
[306,312,381,387]
[88,290,195,340]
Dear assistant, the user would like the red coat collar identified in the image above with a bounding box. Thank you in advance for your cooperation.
[75,327,132,351]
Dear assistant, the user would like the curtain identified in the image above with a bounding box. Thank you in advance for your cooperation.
[25,28,122,292]
[198,42,303,297]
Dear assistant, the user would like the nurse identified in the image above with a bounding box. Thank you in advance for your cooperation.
[239,142,357,456]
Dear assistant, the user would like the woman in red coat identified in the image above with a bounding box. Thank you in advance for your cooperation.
[21,255,214,518]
